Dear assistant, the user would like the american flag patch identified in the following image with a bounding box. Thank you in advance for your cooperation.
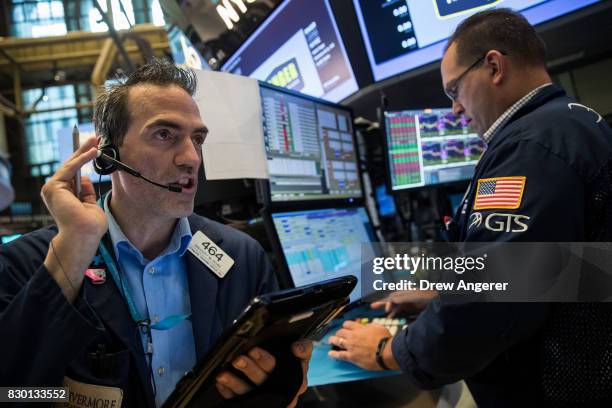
[474,176,526,210]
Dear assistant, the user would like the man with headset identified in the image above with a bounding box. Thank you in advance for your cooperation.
[328,9,612,406]
[0,60,311,407]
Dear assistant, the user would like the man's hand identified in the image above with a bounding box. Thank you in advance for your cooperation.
[371,289,437,318]
[215,340,313,406]
[42,137,108,302]
[287,340,312,408]
[328,320,399,371]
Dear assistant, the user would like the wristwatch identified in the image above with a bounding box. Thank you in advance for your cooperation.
[375,336,392,370]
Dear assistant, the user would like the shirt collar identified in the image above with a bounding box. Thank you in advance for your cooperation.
[482,83,553,143]
[103,193,193,264]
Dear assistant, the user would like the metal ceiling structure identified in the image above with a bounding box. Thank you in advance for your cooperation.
[0,23,170,117]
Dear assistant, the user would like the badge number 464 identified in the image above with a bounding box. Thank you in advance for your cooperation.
[188,231,235,278]
[201,240,223,262]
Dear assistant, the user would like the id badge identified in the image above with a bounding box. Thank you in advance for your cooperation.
[188,231,235,278]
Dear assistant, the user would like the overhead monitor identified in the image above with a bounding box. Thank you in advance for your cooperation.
[260,84,362,203]
[353,0,602,82]
[270,207,377,303]
[384,108,486,190]
[167,26,210,71]
[221,0,359,102]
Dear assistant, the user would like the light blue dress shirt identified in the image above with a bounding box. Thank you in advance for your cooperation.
[104,195,196,407]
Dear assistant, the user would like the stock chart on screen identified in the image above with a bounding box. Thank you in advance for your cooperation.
[353,0,602,81]
[222,0,358,102]
[261,85,362,202]
[271,207,376,302]
[384,108,486,190]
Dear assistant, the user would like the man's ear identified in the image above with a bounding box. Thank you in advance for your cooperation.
[487,50,506,86]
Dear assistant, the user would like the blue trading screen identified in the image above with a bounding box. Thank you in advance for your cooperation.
[167,26,210,71]
[385,108,486,190]
[434,0,501,18]
[222,0,359,102]
[376,185,397,217]
[272,207,376,302]
[353,0,602,82]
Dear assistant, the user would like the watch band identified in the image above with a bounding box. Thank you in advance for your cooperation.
[375,336,392,370]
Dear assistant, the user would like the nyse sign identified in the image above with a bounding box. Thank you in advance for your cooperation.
[217,0,257,30]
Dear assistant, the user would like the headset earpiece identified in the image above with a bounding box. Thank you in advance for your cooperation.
[92,138,182,193]
[94,143,120,175]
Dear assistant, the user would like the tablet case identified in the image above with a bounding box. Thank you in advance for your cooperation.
[163,275,357,407]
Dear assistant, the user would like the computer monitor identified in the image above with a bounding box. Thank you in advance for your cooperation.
[375,184,397,217]
[353,0,602,82]
[221,0,359,102]
[449,192,465,215]
[384,108,486,190]
[260,84,363,203]
[167,26,210,71]
[269,206,377,303]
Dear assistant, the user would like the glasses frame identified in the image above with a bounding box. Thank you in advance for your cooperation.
[444,51,507,102]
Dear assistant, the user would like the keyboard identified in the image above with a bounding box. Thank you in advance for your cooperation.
[328,316,409,351]
[355,317,408,336]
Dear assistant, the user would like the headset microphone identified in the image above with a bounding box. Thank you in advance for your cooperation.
[95,151,183,193]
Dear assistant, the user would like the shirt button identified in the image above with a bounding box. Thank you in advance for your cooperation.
[153,315,161,324]
[157,366,165,376]
[148,267,156,274]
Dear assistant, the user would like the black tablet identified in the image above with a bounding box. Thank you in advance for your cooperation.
[163,275,357,408]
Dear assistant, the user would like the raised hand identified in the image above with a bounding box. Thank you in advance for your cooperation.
[42,137,108,302]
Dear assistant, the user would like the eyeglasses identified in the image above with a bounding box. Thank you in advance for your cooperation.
[444,54,487,102]
[443,51,509,102]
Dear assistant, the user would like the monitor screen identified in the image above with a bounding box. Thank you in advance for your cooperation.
[353,0,602,82]
[271,207,377,302]
[449,192,465,214]
[375,184,397,217]
[167,26,210,71]
[221,0,359,102]
[261,85,362,202]
[385,108,486,190]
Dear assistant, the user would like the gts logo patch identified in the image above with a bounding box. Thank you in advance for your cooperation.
[469,212,530,233]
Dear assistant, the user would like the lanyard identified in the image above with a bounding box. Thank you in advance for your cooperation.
[96,195,190,333]
[97,241,191,331]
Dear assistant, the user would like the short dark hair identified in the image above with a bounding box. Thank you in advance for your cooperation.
[93,58,197,146]
[446,8,546,67]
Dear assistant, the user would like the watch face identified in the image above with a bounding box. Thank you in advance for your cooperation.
[433,0,502,19]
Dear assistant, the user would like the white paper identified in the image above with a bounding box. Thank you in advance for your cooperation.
[193,70,269,180]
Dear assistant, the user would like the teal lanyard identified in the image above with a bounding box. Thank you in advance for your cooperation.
[98,241,191,331]
[97,196,191,332]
